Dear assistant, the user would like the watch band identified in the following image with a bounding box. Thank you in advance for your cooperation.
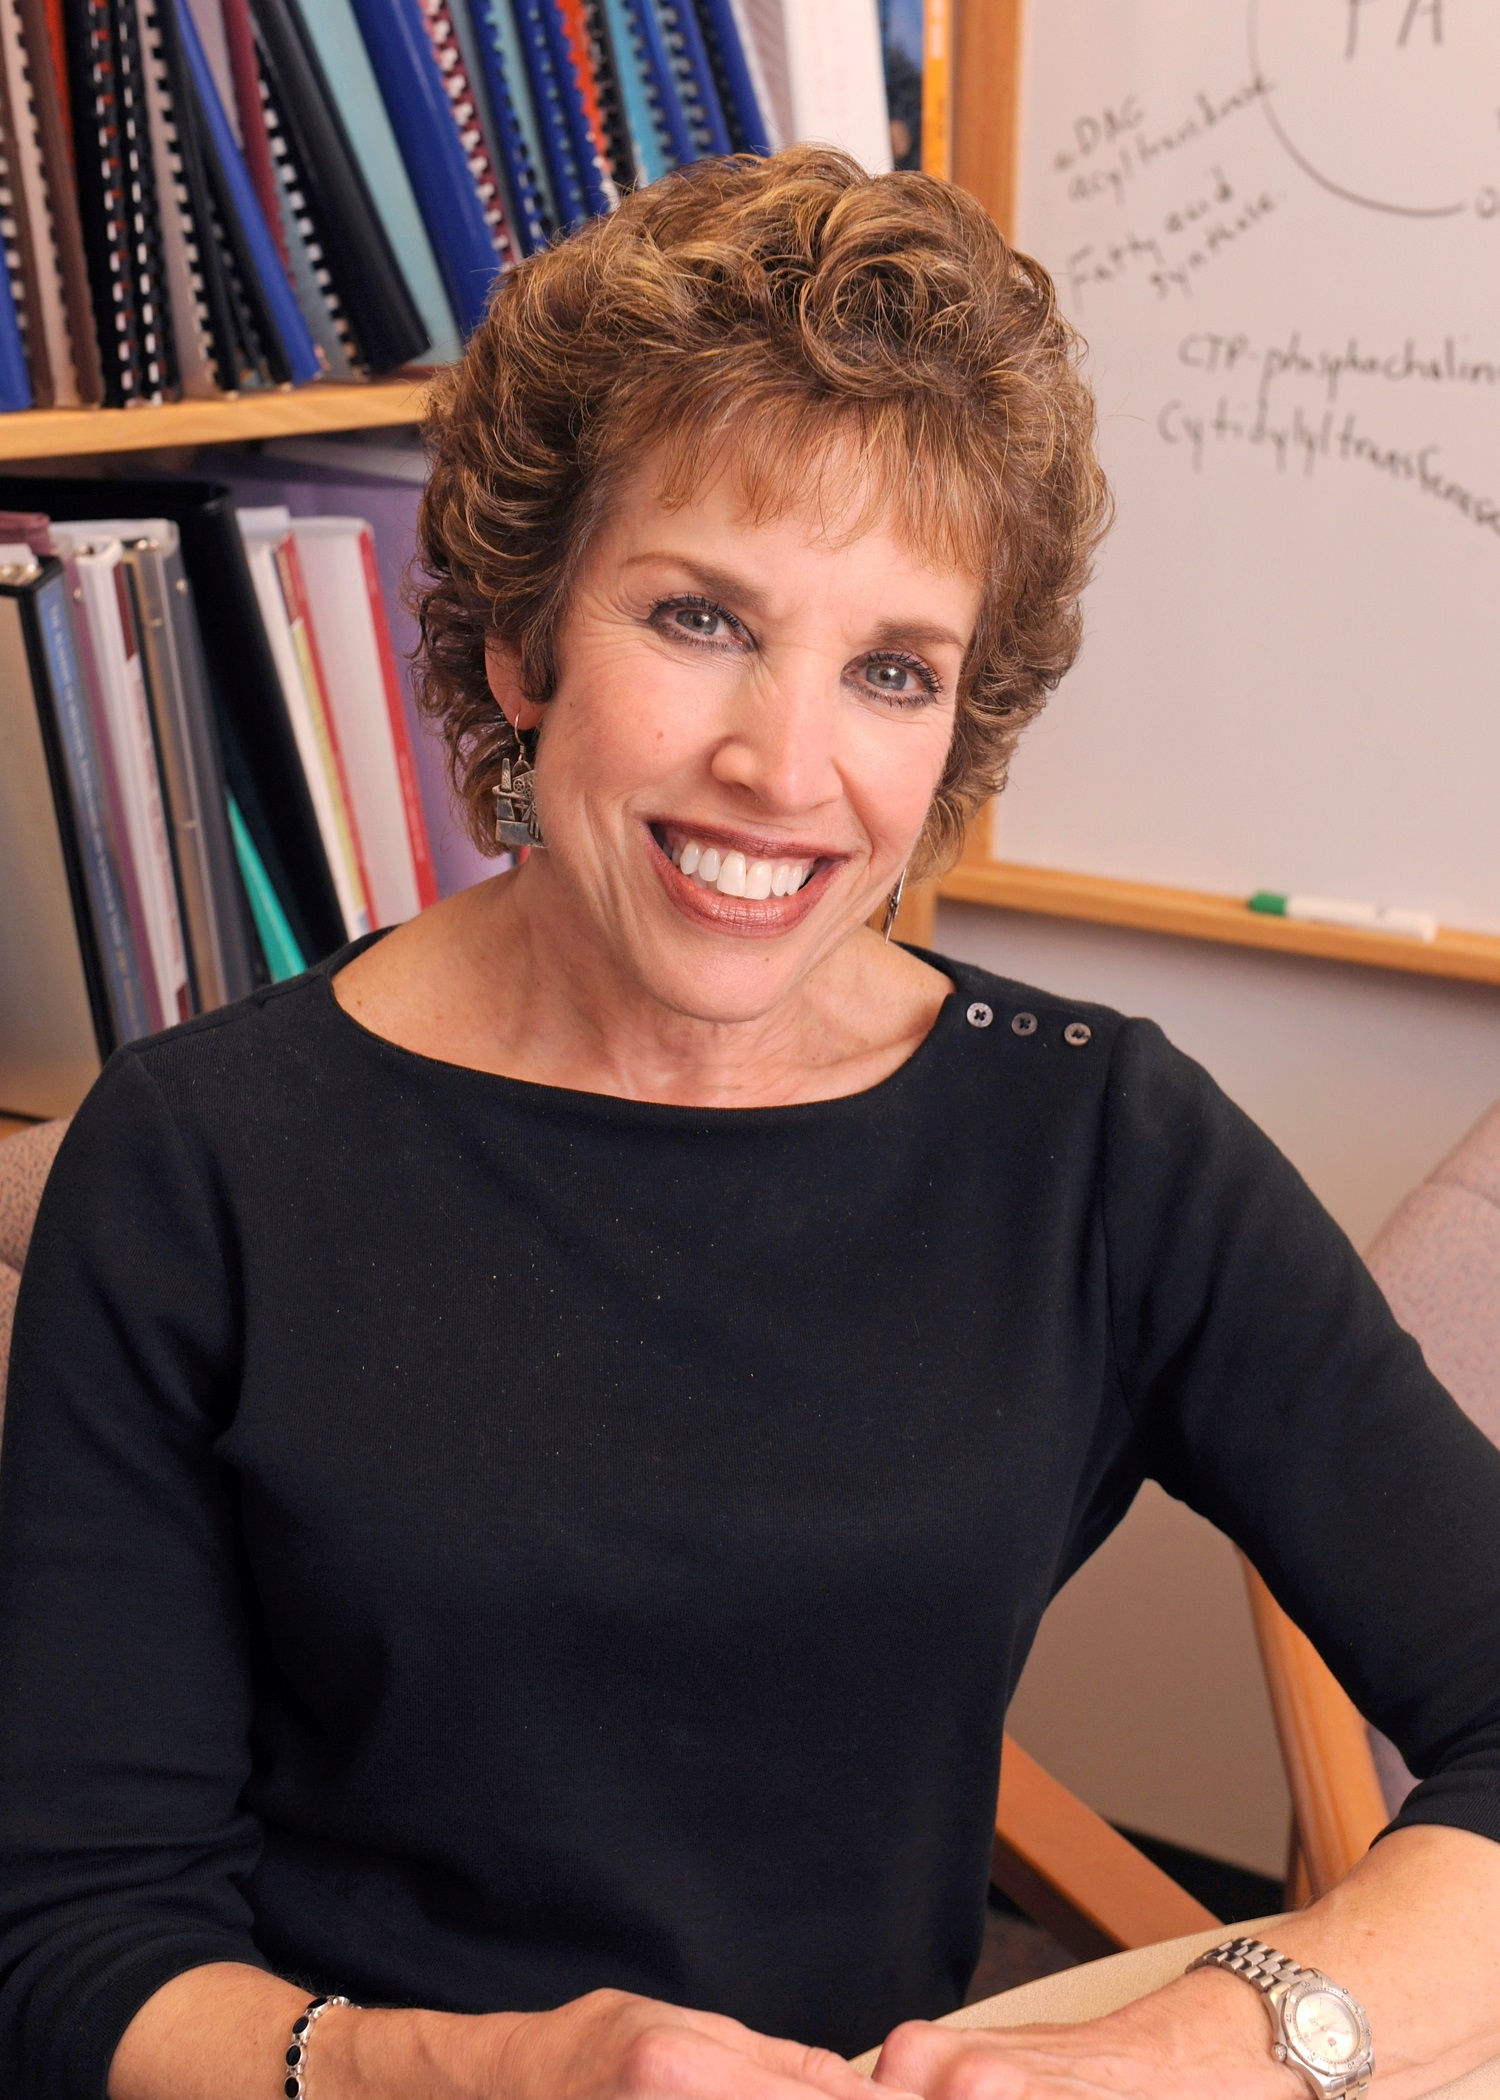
[1190,1935,1316,1993]
[1187,1937,1373,2100]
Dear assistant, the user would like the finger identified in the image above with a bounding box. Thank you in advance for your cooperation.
[622,2022,905,2100]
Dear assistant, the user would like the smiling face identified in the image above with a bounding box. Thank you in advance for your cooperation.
[486,455,979,1028]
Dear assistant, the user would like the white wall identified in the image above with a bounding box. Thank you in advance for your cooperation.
[936,898,1500,1876]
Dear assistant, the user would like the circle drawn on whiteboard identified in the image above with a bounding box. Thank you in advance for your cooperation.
[1248,0,1499,220]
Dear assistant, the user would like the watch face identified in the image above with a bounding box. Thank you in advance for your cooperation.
[1290,1988,1364,2067]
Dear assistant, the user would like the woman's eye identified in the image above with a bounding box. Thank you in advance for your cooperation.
[859,655,939,703]
[652,596,743,646]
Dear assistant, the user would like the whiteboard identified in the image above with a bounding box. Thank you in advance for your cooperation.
[997,0,1500,935]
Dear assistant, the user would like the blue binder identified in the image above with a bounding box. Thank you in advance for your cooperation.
[468,0,558,251]
[512,2,617,228]
[690,0,770,155]
[596,0,673,181]
[614,0,694,166]
[174,0,323,385]
[652,0,731,156]
[0,260,32,412]
[348,0,507,334]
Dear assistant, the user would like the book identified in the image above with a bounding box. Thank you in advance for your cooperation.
[295,0,462,362]
[514,0,621,225]
[227,789,304,979]
[572,0,641,191]
[0,197,31,408]
[651,1,731,158]
[774,0,891,173]
[0,472,349,965]
[219,0,287,259]
[0,12,53,403]
[9,0,105,400]
[49,529,194,1029]
[612,0,694,167]
[466,0,556,250]
[0,551,109,1115]
[691,0,772,156]
[76,516,260,1007]
[238,508,374,943]
[65,0,178,405]
[348,0,507,336]
[0,520,153,1045]
[250,0,429,373]
[202,438,496,900]
[291,515,439,925]
[919,0,951,180]
[140,0,242,396]
[174,0,324,386]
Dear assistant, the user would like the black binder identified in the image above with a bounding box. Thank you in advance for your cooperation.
[250,0,429,374]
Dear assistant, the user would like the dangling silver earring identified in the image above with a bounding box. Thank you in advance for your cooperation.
[882,866,907,942]
[491,724,545,850]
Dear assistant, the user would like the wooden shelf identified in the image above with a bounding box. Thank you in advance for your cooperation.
[937,856,1500,987]
[0,377,430,460]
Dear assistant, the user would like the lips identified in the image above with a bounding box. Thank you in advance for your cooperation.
[646,823,841,932]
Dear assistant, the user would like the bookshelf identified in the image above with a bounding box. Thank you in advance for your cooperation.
[0,378,428,462]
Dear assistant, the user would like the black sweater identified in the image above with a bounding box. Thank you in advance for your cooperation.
[2,948,1499,2099]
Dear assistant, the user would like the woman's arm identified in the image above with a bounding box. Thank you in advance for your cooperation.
[874,1823,1500,2100]
[110,1964,891,2100]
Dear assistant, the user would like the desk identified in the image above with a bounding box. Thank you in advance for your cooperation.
[851,1922,1500,2097]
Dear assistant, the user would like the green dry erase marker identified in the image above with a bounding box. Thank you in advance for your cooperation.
[1248,891,1436,942]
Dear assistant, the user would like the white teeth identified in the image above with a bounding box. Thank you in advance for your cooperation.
[671,839,815,900]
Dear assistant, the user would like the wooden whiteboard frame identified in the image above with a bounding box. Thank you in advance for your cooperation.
[923,2,1500,989]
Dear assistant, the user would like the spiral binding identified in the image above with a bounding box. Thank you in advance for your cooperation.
[653,0,729,156]
[0,85,36,381]
[136,0,226,389]
[254,60,359,371]
[615,0,692,167]
[514,0,615,226]
[417,0,517,271]
[469,0,553,252]
[74,0,176,402]
[577,0,639,191]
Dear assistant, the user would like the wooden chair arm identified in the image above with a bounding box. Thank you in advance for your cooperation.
[1242,1563,1389,1899]
[994,1734,1221,1961]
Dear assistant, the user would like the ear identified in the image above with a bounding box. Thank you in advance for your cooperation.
[484,635,546,734]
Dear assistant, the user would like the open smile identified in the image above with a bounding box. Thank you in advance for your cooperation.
[646,822,844,934]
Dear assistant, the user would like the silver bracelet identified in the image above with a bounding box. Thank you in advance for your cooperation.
[282,1994,351,2099]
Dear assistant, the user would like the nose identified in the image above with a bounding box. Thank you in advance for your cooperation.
[708,647,844,815]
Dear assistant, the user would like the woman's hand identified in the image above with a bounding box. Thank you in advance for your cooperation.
[313,1984,900,2100]
[467,1989,904,2100]
[113,1967,903,2100]
[871,1970,1301,2100]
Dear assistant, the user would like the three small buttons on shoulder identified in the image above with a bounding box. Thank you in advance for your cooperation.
[964,1002,1092,1047]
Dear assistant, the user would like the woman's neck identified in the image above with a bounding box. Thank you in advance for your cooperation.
[330,866,952,1110]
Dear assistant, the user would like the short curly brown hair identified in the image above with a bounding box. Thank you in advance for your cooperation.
[415,145,1109,878]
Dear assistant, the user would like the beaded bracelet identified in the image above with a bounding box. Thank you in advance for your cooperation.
[282,1994,351,2098]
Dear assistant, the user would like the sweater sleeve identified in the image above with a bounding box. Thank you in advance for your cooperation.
[0,1050,268,2100]
[1102,1018,1500,1847]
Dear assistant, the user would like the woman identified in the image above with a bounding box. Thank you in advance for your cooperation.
[0,149,1498,2100]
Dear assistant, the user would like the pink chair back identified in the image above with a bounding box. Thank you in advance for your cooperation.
[1363,1098,1500,1810]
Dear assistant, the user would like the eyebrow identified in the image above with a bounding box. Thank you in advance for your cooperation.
[622,553,971,653]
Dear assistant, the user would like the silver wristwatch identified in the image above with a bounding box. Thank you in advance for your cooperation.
[1187,1937,1374,2099]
